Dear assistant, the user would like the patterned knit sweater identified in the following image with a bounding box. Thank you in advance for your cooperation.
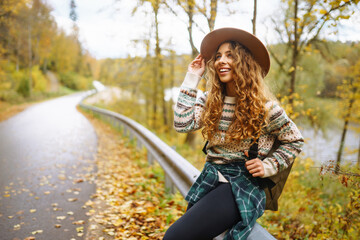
[174,72,304,177]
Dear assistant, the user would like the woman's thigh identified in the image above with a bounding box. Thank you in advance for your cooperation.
[163,183,241,240]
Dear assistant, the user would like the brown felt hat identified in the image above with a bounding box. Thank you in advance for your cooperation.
[200,27,270,76]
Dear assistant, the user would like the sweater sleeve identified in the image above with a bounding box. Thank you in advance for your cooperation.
[173,72,207,133]
[261,101,304,178]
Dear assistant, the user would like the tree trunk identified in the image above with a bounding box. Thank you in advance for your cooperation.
[289,0,299,106]
[168,50,175,131]
[357,136,360,168]
[187,0,198,58]
[208,0,217,31]
[336,88,356,173]
[152,8,159,129]
[28,20,32,97]
[184,0,199,146]
[252,0,257,35]
[154,2,168,130]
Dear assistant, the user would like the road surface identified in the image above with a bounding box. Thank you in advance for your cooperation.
[0,93,97,240]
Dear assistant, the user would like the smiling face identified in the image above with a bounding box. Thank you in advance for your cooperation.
[214,42,235,84]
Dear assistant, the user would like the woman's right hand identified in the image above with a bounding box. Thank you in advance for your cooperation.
[188,54,205,77]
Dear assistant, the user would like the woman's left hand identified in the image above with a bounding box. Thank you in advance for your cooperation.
[245,158,265,177]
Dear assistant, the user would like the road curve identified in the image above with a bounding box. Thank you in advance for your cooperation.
[0,93,97,240]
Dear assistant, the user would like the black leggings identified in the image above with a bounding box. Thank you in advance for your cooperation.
[163,183,241,240]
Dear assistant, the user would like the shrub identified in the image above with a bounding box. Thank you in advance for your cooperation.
[16,73,30,98]
[59,71,91,90]
[31,66,48,92]
[59,71,78,90]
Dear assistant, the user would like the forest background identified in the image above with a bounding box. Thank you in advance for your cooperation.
[1,0,360,239]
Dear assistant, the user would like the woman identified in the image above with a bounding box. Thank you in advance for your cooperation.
[164,28,304,240]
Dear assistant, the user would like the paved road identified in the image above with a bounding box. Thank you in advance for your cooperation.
[0,93,97,240]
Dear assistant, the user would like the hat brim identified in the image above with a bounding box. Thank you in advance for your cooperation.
[200,28,270,76]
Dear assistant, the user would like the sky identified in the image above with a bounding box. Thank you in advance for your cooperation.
[45,0,360,59]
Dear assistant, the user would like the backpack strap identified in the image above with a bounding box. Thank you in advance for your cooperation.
[248,139,276,190]
[248,139,259,160]
[202,141,209,155]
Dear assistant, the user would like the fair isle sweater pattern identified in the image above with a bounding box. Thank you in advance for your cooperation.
[174,74,304,177]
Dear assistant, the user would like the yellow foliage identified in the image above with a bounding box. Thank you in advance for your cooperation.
[319,9,328,15]
[288,66,295,73]
[259,159,360,239]
[31,66,48,92]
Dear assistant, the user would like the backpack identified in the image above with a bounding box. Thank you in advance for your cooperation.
[202,139,293,211]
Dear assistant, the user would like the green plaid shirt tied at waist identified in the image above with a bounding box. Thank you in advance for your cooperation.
[186,161,266,240]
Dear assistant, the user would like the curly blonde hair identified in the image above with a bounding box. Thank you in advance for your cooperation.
[201,41,274,142]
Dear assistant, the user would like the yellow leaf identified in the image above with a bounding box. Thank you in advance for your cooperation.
[58,174,67,180]
[68,198,78,202]
[72,220,85,225]
[319,9,327,15]
[31,230,43,235]
[288,66,295,73]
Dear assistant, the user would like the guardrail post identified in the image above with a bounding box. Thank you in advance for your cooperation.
[165,173,176,194]
[117,121,123,132]
[137,139,143,150]
[147,152,154,165]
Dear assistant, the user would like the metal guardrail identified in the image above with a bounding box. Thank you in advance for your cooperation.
[79,90,276,240]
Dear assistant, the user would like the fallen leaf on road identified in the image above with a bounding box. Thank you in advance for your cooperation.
[89,224,97,230]
[68,198,78,202]
[31,230,43,235]
[72,220,85,225]
[16,210,24,215]
[58,174,67,181]
[24,237,35,240]
[74,178,84,183]
[13,224,21,230]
